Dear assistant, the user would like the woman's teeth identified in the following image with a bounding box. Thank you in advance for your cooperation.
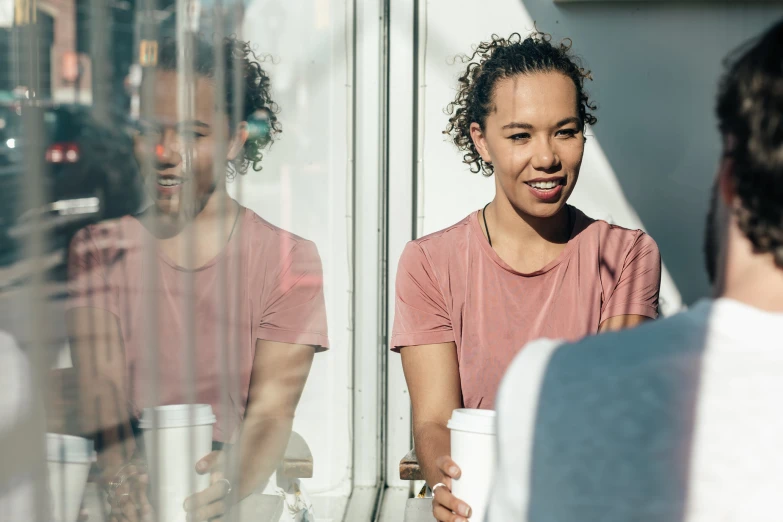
[527,180,560,190]
[157,177,183,187]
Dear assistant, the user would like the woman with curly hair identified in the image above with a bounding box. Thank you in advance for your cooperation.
[67,36,328,521]
[392,32,661,521]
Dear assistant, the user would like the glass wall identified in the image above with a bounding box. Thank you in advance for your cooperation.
[0,1,379,521]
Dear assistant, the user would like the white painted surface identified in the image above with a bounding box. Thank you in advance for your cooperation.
[353,0,385,490]
[238,0,354,503]
[386,0,417,490]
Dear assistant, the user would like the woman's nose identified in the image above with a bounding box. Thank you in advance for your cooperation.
[531,139,560,171]
[155,129,182,166]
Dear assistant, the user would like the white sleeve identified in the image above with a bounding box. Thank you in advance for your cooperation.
[486,338,564,522]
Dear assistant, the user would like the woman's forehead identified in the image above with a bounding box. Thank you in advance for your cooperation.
[490,72,578,123]
[143,72,218,115]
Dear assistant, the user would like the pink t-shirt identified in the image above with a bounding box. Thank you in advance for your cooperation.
[391,207,661,410]
[67,209,329,442]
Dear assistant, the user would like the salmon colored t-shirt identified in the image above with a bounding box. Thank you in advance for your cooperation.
[391,206,660,410]
[67,209,329,442]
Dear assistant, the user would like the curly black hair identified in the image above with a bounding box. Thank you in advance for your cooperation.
[156,35,282,177]
[444,31,597,176]
[716,19,783,268]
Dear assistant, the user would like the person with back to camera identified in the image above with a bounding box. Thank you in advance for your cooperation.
[390,31,662,521]
[67,36,329,522]
[488,18,783,522]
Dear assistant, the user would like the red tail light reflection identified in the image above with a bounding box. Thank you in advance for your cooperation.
[46,143,80,164]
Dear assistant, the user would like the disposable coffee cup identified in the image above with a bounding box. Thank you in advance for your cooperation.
[47,433,96,522]
[448,408,497,521]
[140,404,216,522]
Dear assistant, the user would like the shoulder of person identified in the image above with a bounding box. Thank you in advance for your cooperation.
[534,306,709,386]
[402,213,475,262]
[575,209,660,257]
[69,215,140,262]
[243,209,322,274]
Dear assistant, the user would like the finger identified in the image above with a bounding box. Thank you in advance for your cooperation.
[119,493,140,522]
[434,487,472,519]
[435,455,462,479]
[195,451,221,474]
[186,499,226,522]
[432,502,467,522]
[183,481,230,512]
[209,470,225,486]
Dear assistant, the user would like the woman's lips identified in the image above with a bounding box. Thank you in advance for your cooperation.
[154,175,185,196]
[525,178,565,202]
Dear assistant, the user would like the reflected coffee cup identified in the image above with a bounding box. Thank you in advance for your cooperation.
[47,433,96,522]
[447,408,497,521]
[140,404,216,522]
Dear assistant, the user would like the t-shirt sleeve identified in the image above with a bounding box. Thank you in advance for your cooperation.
[390,241,454,351]
[66,226,119,317]
[256,240,329,351]
[601,231,661,322]
[487,338,564,522]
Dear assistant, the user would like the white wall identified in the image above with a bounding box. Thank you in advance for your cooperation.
[415,0,783,306]
[237,0,353,501]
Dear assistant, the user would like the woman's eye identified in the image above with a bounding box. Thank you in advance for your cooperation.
[557,129,578,138]
[137,123,159,136]
[509,133,531,141]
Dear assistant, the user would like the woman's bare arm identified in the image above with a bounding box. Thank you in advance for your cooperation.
[599,314,651,333]
[400,342,463,489]
[67,307,137,475]
[229,339,315,500]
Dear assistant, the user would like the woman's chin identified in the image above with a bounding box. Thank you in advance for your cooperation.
[510,199,569,220]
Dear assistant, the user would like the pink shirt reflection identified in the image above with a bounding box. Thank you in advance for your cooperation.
[67,209,329,442]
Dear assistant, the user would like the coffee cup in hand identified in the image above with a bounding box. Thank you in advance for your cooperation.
[47,433,96,522]
[140,404,216,522]
[448,408,497,521]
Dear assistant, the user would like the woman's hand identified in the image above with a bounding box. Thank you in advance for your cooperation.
[183,451,233,522]
[432,456,473,522]
[104,462,153,522]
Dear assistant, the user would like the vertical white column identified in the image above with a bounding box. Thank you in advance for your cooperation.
[386,0,417,491]
[352,0,384,489]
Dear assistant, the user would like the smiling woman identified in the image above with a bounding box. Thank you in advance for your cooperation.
[391,31,662,522]
[66,35,328,522]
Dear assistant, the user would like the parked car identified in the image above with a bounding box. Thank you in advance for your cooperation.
[0,102,143,275]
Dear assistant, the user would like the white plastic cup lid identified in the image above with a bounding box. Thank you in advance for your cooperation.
[139,404,216,430]
[447,408,497,436]
[46,433,96,464]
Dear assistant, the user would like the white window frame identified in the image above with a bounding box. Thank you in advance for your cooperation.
[344,0,390,519]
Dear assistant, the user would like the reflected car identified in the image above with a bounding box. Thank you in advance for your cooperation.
[0,103,143,274]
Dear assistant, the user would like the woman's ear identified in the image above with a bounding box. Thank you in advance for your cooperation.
[227,122,249,161]
[470,122,492,164]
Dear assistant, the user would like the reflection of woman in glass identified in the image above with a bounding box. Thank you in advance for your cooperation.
[67,37,329,521]
[392,32,661,522]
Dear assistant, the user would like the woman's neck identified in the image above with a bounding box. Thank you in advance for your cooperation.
[150,189,235,239]
[487,196,572,247]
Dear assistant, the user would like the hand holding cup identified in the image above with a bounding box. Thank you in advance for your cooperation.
[431,455,473,522]
[183,451,233,522]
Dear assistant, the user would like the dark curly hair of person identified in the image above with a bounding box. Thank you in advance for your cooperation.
[716,19,783,268]
[156,35,282,177]
[444,31,597,176]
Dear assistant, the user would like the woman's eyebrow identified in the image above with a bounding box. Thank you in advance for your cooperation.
[502,117,580,130]
[502,121,533,130]
[179,120,211,129]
